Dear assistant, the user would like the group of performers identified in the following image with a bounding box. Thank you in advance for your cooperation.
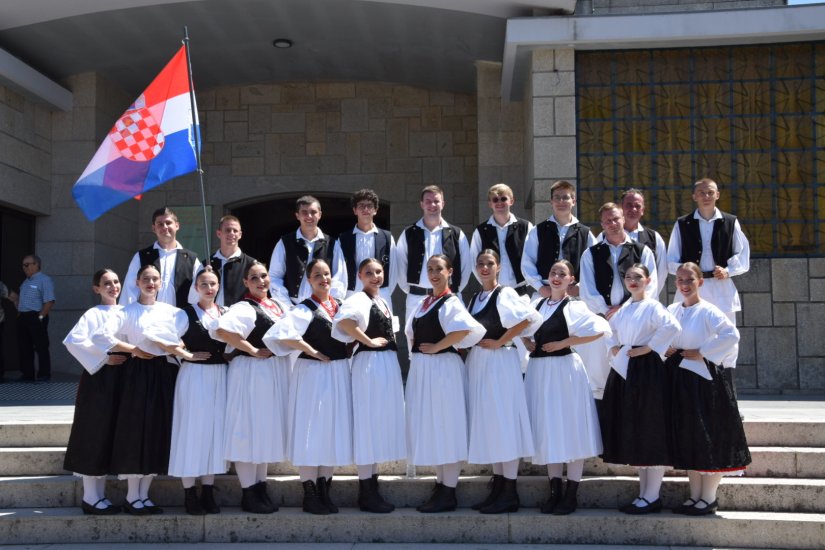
[61,180,751,518]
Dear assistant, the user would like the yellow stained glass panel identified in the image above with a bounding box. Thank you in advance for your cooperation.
[655,84,691,118]
[695,82,731,117]
[615,86,652,119]
[694,117,731,151]
[578,87,612,120]
[774,79,813,113]
[657,119,692,152]
[735,153,772,186]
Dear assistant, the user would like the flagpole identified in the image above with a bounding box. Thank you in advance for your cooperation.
[182,26,211,259]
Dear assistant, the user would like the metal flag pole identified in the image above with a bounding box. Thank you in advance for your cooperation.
[182,25,211,258]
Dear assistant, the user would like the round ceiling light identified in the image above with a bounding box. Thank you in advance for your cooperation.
[273,39,293,49]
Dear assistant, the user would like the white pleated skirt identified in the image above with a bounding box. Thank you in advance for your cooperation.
[466,346,535,464]
[168,361,229,477]
[524,353,603,465]
[287,357,353,466]
[351,350,406,465]
[405,352,468,466]
[223,355,290,463]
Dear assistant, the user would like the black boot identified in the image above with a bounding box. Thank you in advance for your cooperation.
[242,486,274,514]
[200,485,220,514]
[317,477,338,513]
[184,487,206,515]
[480,477,519,514]
[553,479,579,515]
[540,477,563,514]
[302,480,330,515]
[417,484,457,513]
[358,478,394,513]
[416,481,443,512]
[254,481,277,512]
[372,474,395,512]
[471,475,503,511]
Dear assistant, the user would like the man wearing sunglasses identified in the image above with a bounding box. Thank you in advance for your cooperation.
[16,254,56,382]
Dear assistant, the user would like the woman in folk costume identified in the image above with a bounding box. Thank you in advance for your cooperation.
[406,254,485,514]
[166,266,228,515]
[465,249,541,514]
[62,269,127,515]
[666,262,751,515]
[332,258,405,513]
[93,264,181,515]
[602,263,681,515]
[522,259,610,515]
[212,261,291,514]
[265,258,353,515]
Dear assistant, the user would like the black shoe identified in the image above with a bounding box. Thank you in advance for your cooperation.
[684,498,719,516]
[480,477,519,514]
[241,486,274,514]
[123,499,151,516]
[184,487,205,515]
[417,484,457,513]
[254,481,278,512]
[623,497,662,515]
[358,478,393,513]
[317,476,338,513]
[416,481,443,512]
[302,480,330,515]
[472,474,503,511]
[540,477,563,514]
[81,498,120,516]
[201,484,220,514]
[141,498,163,515]
[552,479,579,515]
[672,497,697,514]
[372,474,395,512]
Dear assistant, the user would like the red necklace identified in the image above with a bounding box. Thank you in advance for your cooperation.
[312,294,338,318]
[200,302,221,320]
[422,289,451,311]
[244,293,284,317]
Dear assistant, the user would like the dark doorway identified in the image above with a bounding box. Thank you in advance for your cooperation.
[230,194,390,266]
[0,206,36,378]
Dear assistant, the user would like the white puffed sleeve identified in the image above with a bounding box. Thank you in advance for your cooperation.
[211,301,257,345]
[437,296,486,348]
[63,306,119,375]
[564,300,612,340]
[699,303,739,367]
[263,304,314,355]
[142,303,184,349]
[646,301,681,356]
[173,308,190,338]
[331,292,371,343]
[495,286,543,337]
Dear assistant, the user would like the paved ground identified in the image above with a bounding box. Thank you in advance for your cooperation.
[0,544,770,549]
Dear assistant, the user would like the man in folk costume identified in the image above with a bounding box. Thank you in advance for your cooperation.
[621,188,668,298]
[269,195,344,305]
[395,185,472,317]
[209,215,257,307]
[121,207,200,308]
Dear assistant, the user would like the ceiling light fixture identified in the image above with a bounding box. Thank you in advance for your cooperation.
[273,39,293,49]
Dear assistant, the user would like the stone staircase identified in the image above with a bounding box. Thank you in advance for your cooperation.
[1,415,824,547]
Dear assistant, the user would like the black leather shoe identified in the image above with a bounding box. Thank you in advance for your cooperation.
[623,497,662,515]
[241,486,274,514]
[123,499,151,516]
[317,477,338,513]
[201,484,220,514]
[255,481,277,512]
[141,498,163,514]
[81,498,120,515]
[480,477,519,514]
[684,498,719,516]
[358,478,393,513]
[672,497,697,514]
[184,487,206,515]
[372,474,395,512]
[552,479,579,515]
[417,484,457,513]
[540,477,563,514]
[416,481,443,512]
[302,480,330,515]
[472,475,503,511]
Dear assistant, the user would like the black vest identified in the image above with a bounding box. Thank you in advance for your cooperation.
[677,212,736,268]
[297,299,350,361]
[530,298,573,358]
[236,298,281,357]
[181,305,227,364]
[590,241,646,307]
[337,228,391,290]
[411,295,459,355]
[280,231,333,299]
[468,287,507,342]
[634,227,660,263]
[209,251,257,307]
[138,245,198,309]
[354,298,397,355]
[405,223,463,293]
[475,219,530,285]
[535,220,591,281]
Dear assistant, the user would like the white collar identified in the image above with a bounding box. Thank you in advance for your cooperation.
[693,208,723,222]
[295,227,324,243]
[153,241,182,252]
[415,218,450,232]
[486,213,518,228]
[214,248,242,261]
[548,215,579,228]
[353,224,379,236]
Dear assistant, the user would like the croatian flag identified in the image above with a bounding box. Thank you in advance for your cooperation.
[73,46,199,221]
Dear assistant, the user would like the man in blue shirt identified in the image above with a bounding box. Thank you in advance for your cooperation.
[17,254,56,382]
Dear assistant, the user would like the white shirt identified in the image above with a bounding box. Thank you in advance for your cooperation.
[120,241,201,307]
[625,224,668,297]
[521,215,597,290]
[579,234,658,315]
[331,225,397,308]
[395,218,472,294]
[667,300,740,374]
[470,214,534,288]
[666,208,750,314]
[211,248,242,307]
[268,228,345,305]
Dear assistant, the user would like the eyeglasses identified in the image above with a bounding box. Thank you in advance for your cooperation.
[489,196,510,203]
[624,275,645,282]
[552,195,574,202]
[355,203,375,211]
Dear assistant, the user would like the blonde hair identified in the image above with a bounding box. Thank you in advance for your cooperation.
[487,183,513,200]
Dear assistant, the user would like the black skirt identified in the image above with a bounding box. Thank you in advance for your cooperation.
[668,355,751,471]
[600,350,672,467]
[109,356,178,475]
[63,364,122,476]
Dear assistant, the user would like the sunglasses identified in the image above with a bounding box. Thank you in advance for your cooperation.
[490,196,510,203]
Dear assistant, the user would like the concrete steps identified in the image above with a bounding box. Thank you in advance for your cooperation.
[1,507,823,548]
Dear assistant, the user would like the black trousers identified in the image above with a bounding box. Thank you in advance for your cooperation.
[0,320,5,378]
[18,312,50,379]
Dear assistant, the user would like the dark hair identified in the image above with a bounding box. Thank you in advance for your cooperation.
[420,185,444,201]
[678,262,703,279]
[244,260,267,279]
[550,259,575,277]
[296,195,321,212]
[306,258,331,275]
[23,254,41,268]
[196,264,221,284]
[476,249,500,264]
[621,188,645,202]
[137,264,160,278]
[93,268,117,286]
[627,263,650,278]
[351,189,379,210]
[152,207,178,224]
[428,254,452,270]
[358,257,383,273]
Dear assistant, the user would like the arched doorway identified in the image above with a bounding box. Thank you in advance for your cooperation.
[230,193,391,265]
